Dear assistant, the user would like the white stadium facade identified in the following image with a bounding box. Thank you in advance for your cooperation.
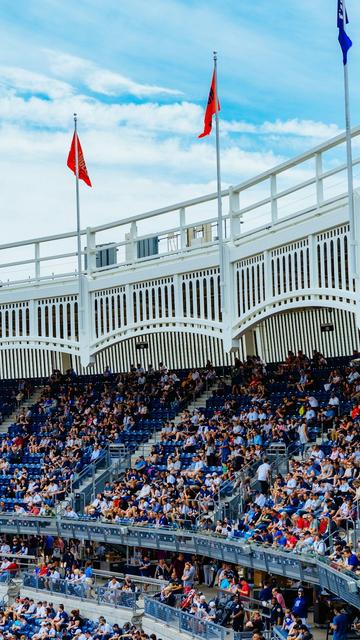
[0,126,359,377]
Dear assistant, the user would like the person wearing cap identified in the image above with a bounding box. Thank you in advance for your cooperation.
[331,607,348,640]
[292,588,308,625]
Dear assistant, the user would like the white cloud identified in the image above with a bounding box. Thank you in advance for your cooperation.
[260,119,341,139]
[0,66,73,100]
[45,50,182,98]
[223,118,341,139]
[0,56,346,259]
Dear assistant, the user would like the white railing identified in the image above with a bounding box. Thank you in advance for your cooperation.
[1,125,360,287]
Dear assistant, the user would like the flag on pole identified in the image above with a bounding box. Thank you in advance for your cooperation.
[338,0,352,65]
[198,71,220,138]
[67,133,92,187]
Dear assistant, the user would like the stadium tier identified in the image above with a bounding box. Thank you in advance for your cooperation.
[1,128,360,638]
[0,129,359,378]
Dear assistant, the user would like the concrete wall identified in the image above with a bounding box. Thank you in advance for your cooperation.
[20,587,136,628]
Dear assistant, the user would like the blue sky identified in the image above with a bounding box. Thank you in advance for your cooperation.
[0,0,359,250]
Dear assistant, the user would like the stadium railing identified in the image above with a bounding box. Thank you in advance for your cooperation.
[144,595,226,640]
[22,572,137,611]
[1,516,359,608]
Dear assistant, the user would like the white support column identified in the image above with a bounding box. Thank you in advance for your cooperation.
[353,190,360,329]
[270,174,278,225]
[315,152,324,207]
[126,284,134,327]
[179,207,186,252]
[29,299,36,338]
[60,352,72,373]
[34,243,40,281]
[78,275,94,368]
[173,274,182,320]
[130,222,137,263]
[228,186,241,240]
[244,330,257,357]
[222,244,237,352]
[308,234,318,298]
[264,250,272,304]
[85,227,97,275]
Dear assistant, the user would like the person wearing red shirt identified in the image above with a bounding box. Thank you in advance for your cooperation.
[239,578,250,599]
[295,515,307,529]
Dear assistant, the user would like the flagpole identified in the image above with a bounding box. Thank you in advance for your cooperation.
[73,113,84,338]
[342,0,356,277]
[213,51,225,313]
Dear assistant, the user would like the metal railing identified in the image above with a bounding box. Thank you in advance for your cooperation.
[0,125,360,286]
[234,632,271,640]
[22,572,137,610]
[144,596,226,640]
[68,443,129,513]
[1,516,359,608]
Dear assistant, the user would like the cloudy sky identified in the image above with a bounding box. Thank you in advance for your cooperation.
[0,0,360,255]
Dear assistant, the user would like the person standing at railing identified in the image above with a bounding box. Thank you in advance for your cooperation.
[331,607,348,640]
[182,561,196,594]
[270,597,284,626]
[139,555,151,592]
[256,458,271,495]
[231,595,245,632]
[154,558,170,581]
[292,588,308,626]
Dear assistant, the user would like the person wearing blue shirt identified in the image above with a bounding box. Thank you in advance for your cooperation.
[331,607,348,640]
[292,588,308,624]
[344,547,359,571]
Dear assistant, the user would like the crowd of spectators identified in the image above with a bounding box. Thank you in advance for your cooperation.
[202,352,360,571]
[0,534,357,639]
[0,363,210,516]
[155,556,325,639]
[0,598,150,640]
[80,351,358,547]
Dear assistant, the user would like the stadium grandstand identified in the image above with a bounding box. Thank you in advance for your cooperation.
[1,33,360,640]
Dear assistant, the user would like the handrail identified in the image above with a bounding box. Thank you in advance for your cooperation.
[0,125,358,285]
[0,124,358,252]
[0,516,359,607]
[144,595,226,640]
[22,572,138,611]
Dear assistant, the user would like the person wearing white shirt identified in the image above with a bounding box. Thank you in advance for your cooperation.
[248,409,259,422]
[307,396,319,408]
[0,544,10,555]
[254,492,266,508]
[166,473,176,485]
[348,369,360,384]
[257,458,271,494]
[305,408,316,423]
[313,535,326,555]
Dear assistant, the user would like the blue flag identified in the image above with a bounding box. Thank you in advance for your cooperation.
[338,0,352,65]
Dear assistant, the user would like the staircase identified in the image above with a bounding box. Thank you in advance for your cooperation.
[0,387,44,435]
[62,378,219,515]
[130,380,217,465]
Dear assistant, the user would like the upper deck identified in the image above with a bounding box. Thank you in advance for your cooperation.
[0,126,359,373]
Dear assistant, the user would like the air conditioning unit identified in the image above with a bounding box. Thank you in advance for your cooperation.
[187,223,212,247]
[85,243,117,270]
[137,236,159,259]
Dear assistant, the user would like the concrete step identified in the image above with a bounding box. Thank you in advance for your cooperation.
[0,387,44,434]
[130,380,217,466]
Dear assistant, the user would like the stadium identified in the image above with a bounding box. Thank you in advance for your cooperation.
[0,2,359,640]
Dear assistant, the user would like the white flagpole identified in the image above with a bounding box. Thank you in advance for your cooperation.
[342,0,356,276]
[73,113,84,339]
[213,51,225,314]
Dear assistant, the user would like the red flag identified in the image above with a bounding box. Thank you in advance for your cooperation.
[198,71,220,138]
[67,132,92,187]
